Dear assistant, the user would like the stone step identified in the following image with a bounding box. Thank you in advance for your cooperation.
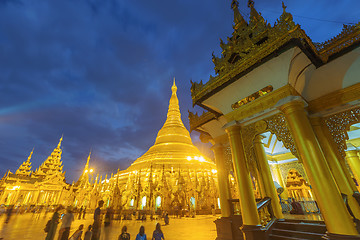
[275,221,327,234]
[272,228,324,240]
[269,234,305,240]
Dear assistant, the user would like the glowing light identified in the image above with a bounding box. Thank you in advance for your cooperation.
[187,156,192,161]
[194,156,199,160]
[142,196,147,207]
[211,169,217,174]
[156,196,161,208]
[85,170,88,173]
[9,186,20,191]
[106,179,109,183]
[130,199,134,207]
[199,156,205,162]
[90,169,94,173]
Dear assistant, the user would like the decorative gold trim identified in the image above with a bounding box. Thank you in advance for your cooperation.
[324,107,360,158]
[225,84,299,122]
[308,82,360,114]
[232,85,273,110]
[240,113,299,175]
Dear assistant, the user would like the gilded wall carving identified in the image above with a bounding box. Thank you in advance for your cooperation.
[324,107,360,158]
[265,114,299,159]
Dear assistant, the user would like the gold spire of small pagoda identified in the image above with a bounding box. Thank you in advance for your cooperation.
[15,148,33,176]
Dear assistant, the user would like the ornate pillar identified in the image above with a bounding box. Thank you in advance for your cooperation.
[272,164,289,199]
[311,117,360,219]
[225,125,260,226]
[280,100,358,236]
[211,143,232,218]
[255,166,267,198]
[254,135,284,219]
[346,150,360,189]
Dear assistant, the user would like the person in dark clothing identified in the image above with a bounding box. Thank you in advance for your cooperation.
[118,226,130,240]
[152,223,165,240]
[290,198,304,215]
[91,200,104,240]
[78,206,83,220]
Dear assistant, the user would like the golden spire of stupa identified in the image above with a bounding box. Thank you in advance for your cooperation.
[129,78,214,169]
[34,136,64,176]
[154,78,193,146]
[15,148,33,176]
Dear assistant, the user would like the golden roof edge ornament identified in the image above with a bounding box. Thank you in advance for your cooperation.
[190,1,360,106]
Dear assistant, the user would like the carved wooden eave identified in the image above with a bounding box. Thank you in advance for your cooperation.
[191,1,360,107]
[188,110,219,132]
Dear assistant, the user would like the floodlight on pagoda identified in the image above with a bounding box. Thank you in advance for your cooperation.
[199,156,205,162]
[187,156,192,161]
[211,169,217,174]
[85,170,88,173]
[194,156,199,160]
[90,169,94,173]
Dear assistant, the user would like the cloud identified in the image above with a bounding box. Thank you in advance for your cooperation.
[0,0,359,182]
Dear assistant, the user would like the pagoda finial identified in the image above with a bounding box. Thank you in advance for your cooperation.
[282,1,287,12]
[86,151,91,169]
[171,77,177,94]
[231,0,247,28]
[27,148,34,162]
[57,135,63,148]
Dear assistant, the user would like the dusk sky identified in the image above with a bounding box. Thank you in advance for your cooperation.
[1,0,359,182]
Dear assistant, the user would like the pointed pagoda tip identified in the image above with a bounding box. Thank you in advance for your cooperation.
[171,77,177,94]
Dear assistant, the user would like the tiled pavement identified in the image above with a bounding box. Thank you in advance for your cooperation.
[0,212,217,240]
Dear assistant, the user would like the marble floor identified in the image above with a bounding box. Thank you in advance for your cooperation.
[0,212,218,240]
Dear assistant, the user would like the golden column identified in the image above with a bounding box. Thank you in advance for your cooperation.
[254,135,284,219]
[254,164,267,198]
[225,125,260,226]
[311,117,360,219]
[346,150,360,188]
[211,143,232,218]
[280,100,358,236]
[272,164,289,199]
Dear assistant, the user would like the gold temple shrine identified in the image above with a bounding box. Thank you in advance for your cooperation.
[188,0,360,239]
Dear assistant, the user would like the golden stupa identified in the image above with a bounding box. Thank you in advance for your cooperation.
[111,79,219,213]
[128,80,215,170]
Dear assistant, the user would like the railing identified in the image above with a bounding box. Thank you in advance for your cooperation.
[228,199,241,216]
[342,193,360,232]
[257,197,275,229]
[280,199,320,214]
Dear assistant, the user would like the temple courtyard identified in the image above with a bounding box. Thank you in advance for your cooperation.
[0,212,217,240]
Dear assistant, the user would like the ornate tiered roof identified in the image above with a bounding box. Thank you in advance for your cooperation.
[191,0,360,106]
[33,136,64,177]
[15,148,33,176]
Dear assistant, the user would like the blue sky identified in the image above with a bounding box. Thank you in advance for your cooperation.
[0,0,359,182]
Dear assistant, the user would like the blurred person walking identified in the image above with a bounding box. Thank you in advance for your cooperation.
[103,207,113,240]
[136,226,147,240]
[91,200,104,240]
[69,224,84,240]
[84,225,93,240]
[152,223,165,240]
[45,206,63,240]
[58,207,74,240]
[118,226,130,240]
